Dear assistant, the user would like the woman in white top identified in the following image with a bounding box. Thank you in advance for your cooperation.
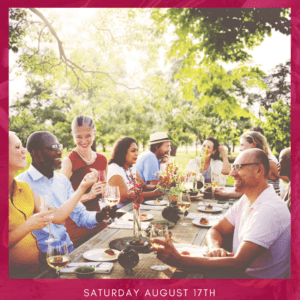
[186,138,231,185]
[108,137,163,203]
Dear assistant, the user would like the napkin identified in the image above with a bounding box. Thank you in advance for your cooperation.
[60,262,113,273]
[108,220,150,230]
[185,213,204,220]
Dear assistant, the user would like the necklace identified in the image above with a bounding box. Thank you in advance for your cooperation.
[76,149,95,165]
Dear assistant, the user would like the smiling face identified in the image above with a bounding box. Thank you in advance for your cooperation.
[239,138,256,152]
[72,126,96,151]
[125,142,139,166]
[230,152,258,194]
[9,134,28,171]
[202,140,216,156]
[156,141,171,160]
[37,134,63,171]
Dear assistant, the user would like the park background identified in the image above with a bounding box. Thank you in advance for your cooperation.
[1,3,299,300]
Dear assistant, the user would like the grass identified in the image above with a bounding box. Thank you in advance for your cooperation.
[16,147,234,185]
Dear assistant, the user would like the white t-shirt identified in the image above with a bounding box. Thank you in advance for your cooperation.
[225,186,291,278]
[186,158,227,186]
[107,163,136,189]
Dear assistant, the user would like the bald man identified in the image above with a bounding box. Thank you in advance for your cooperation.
[151,149,291,279]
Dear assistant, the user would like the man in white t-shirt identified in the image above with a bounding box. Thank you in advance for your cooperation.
[151,149,290,278]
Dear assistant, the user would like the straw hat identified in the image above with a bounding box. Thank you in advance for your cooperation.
[149,132,171,145]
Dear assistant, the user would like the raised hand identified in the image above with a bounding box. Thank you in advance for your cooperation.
[218,145,227,156]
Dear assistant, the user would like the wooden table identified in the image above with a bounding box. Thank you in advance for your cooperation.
[35,189,236,279]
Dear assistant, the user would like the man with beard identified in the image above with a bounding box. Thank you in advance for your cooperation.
[277,147,291,211]
[16,131,109,254]
[135,132,171,184]
[151,149,291,278]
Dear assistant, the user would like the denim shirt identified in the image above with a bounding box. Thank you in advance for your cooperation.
[16,165,97,253]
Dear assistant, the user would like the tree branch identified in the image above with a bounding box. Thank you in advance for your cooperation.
[28,8,150,93]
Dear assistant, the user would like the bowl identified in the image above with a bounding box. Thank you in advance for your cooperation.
[188,191,198,196]
[74,267,95,279]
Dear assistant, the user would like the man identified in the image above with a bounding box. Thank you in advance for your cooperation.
[136,132,171,184]
[278,147,291,211]
[16,131,109,254]
[152,149,291,278]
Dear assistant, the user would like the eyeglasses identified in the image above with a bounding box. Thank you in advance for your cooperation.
[231,163,260,171]
[45,144,63,151]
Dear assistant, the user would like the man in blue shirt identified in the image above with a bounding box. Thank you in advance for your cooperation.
[136,132,171,184]
[17,131,109,254]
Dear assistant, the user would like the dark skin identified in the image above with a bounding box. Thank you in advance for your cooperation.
[30,132,110,222]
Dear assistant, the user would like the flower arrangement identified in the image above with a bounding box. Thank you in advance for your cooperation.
[127,169,144,209]
[156,160,187,200]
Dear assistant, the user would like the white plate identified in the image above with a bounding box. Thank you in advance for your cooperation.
[83,249,120,262]
[127,213,154,221]
[173,244,207,257]
[144,200,168,206]
[192,217,219,228]
[197,205,223,213]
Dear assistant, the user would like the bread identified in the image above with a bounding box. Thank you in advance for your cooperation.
[199,217,209,225]
[102,249,117,259]
[180,251,190,256]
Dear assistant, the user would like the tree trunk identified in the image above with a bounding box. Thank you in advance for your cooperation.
[102,143,106,152]
[170,145,177,156]
[143,141,146,151]
[225,144,231,155]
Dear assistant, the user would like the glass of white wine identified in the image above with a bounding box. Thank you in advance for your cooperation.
[149,223,169,271]
[46,241,70,276]
[39,195,57,243]
[177,192,191,226]
[103,185,120,222]
[211,174,219,189]
[98,170,106,201]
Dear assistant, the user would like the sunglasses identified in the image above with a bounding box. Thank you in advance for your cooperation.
[44,144,63,151]
[231,163,260,171]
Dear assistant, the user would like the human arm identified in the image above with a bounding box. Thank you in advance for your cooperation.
[219,145,231,175]
[214,188,242,199]
[268,160,290,182]
[33,169,99,225]
[9,210,54,249]
[60,156,73,179]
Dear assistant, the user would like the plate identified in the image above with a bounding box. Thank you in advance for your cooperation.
[173,244,207,257]
[144,200,168,206]
[150,220,174,228]
[127,213,154,221]
[197,205,223,213]
[83,249,120,262]
[192,217,219,228]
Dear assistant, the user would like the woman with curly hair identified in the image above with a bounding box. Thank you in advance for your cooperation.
[107,136,163,203]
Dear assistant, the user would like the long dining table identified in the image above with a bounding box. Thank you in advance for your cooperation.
[35,187,237,279]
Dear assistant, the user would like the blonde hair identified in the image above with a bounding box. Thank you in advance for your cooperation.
[241,131,270,157]
[9,131,16,142]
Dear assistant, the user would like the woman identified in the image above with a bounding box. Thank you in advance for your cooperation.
[239,131,289,195]
[61,115,108,247]
[186,138,231,185]
[9,132,97,277]
[107,137,163,203]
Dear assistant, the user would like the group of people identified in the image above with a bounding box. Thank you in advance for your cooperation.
[9,114,291,279]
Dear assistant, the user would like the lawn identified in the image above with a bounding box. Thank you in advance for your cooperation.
[16,147,235,185]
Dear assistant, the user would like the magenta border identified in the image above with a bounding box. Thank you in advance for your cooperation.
[1,1,299,300]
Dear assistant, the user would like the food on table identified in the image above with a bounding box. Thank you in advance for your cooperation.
[154,199,160,204]
[205,204,213,211]
[199,217,209,225]
[180,251,190,256]
[140,213,148,220]
[102,248,117,258]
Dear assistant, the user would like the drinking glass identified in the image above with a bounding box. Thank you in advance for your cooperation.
[211,174,219,189]
[98,170,106,201]
[177,193,191,226]
[39,195,57,243]
[103,185,120,222]
[149,223,169,271]
[46,241,70,276]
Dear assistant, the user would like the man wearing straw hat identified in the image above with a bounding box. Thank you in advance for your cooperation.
[136,132,171,184]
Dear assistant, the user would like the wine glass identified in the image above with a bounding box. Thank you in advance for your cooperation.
[211,174,219,189]
[98,170,107,201]
[177,192,191,226]
[149,223,169,271]
[103,185,120,222]
[46,241,70,276]
[39,195,57,243]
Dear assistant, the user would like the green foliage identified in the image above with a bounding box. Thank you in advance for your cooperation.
[262,100,290,155]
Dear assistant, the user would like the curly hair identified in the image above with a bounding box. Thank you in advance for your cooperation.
[109,136,137,167]
[241,131,270,156]
[206,137,220,160]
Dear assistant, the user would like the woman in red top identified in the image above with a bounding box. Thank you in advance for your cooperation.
[61,115,108,248]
